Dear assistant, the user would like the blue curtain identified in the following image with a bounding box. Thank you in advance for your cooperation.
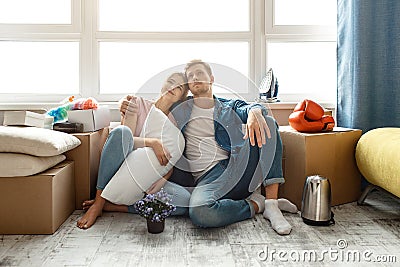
[337,0,400,132]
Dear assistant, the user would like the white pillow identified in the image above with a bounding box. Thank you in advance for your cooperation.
[101,105,185,205]
[0,153,66,177]
[0,126,81,156]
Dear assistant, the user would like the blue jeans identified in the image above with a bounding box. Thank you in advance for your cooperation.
[189,116,284,227]
[97,125,190,216]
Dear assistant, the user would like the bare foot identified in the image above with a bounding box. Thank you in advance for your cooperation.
[82,199,128,213]
[77,201,104,229]
[82,199,95,211]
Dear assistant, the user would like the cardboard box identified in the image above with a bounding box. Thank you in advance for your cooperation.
[3,110,53,128]
[65,128,109,209]
[278,126,362,209]
[67,106,111,132]
[0,161,75,234]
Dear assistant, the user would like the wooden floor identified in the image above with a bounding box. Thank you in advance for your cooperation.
[1,190,399,267]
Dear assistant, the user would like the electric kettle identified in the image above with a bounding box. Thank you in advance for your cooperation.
[301,175,335,226]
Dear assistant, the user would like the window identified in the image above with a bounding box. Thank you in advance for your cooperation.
[0,0,337,104]
[273,0,336,26]
[0,41,79,94]
[96,0,251,101]
[99,42,249,97]
[267,42,337,102]
[99,0,249,32]
[0,0,71,24]
[265,0,337,102]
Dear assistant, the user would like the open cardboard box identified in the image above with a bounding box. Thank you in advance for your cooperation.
[67,106,111,132]
[0,161,75,234]
[278,126,362,209]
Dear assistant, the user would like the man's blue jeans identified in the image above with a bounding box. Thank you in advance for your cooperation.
[189,116,284,227]
[97,125,190,216]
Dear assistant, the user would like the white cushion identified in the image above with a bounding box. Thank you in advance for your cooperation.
[0,126,81,156]
[101,105,185,205]
[0,153,66,177]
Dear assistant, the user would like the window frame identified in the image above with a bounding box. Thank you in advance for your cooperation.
[0,0,337,104]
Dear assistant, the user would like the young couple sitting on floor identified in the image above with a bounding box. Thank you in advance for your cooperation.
[77,60,298,235]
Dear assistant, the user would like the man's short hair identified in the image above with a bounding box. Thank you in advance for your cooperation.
[184,59,213,76]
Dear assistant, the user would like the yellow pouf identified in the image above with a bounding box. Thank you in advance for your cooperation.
[356,128,400,200]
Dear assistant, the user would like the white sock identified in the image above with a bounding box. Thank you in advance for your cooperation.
[263,199,292,235]
[277,198,298,213]
[248,193,265,214]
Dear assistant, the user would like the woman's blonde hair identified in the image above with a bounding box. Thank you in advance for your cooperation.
[166,72,189,100]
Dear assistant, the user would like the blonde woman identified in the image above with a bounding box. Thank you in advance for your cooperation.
[77,73,191,229]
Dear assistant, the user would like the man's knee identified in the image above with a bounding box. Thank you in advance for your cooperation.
[189,205,224,228]
[264,115,279,132]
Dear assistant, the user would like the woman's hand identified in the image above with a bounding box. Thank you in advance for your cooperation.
[145,169,173,194]
[119,95,138,117]
[243,108,271,147]
[146,138,171,166]
[146,178,168,195]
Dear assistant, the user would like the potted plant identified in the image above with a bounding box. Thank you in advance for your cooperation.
[134,188,176,234]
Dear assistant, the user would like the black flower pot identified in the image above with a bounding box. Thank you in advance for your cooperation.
[146,219,165,234]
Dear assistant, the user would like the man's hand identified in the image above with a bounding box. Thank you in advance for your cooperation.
[147,138,171,166]
[119,95,138,117]
[243,108,271,147]
[146,178,168,195]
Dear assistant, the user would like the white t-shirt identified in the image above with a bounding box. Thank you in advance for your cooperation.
[184,104,229,180]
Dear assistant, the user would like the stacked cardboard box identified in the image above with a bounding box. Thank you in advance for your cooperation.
[0,161,75,234]
[278,126,362,209]
[65,128,109,209]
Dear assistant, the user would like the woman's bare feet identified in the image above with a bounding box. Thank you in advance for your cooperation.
[82,199,128,213]
[77,201,104,229]
[82,199,95,211]
[77,190,106,229]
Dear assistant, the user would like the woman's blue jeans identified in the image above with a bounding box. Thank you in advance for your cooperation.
[188,116,284,227]
[97,125,190,216]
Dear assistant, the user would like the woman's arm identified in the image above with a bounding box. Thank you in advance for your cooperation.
[119,95,171,165]
[119,95,138,133]
[145,169,173,194]
[133,137,171,166]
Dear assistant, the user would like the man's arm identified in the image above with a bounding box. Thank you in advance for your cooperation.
[230,99,271,147]
[243,108,271,148]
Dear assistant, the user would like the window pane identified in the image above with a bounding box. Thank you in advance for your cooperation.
[0,0,71,24]
[99,42,249,96]
[274,0,336,26]
[267,42,336,101]
[0,42,79,94]
[99,0,249,31]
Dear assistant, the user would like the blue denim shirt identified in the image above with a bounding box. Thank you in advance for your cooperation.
[171,96,268,155]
